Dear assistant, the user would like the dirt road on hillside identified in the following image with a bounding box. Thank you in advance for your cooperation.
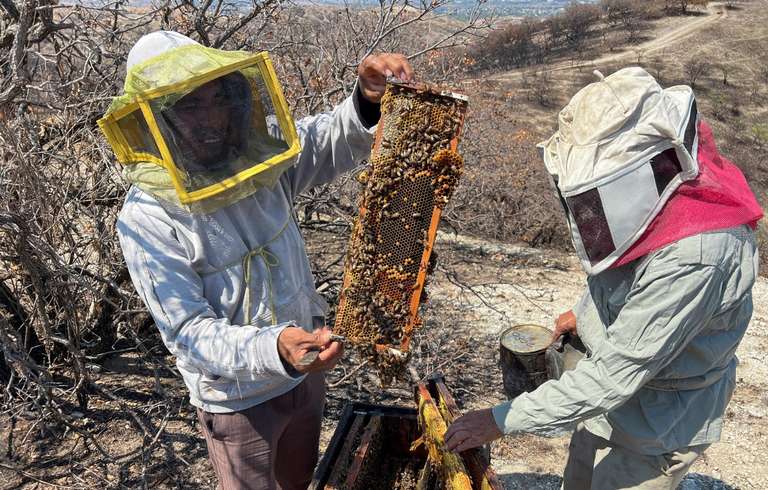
[589,2,728,66]
[483,2,728,84]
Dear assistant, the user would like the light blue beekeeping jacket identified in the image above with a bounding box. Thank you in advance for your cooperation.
[117,91,375,413]
[492,225,759,455]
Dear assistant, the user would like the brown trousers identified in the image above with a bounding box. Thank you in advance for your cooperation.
[197,373,326,490]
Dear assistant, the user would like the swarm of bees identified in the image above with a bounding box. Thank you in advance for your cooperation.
[334,81,468,381]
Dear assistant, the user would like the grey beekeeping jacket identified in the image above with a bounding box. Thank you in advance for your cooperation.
[117,92,375,413]
[492,225,759,454]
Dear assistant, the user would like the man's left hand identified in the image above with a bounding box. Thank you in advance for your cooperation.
[551,309,578,344]
[444,408,504,453]
[357,53,414,103]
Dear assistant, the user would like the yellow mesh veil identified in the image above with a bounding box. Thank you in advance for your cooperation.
[99,44,300,213]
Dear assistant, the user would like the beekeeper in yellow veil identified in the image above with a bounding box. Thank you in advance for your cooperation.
[105,31,413,489]
[99,31,302,213]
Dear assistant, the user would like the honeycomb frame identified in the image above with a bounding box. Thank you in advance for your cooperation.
[334,79,469,359]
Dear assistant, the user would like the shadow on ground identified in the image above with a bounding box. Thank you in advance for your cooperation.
[497,472,562,489]
[679,473,737,489]
[497,471,736,489]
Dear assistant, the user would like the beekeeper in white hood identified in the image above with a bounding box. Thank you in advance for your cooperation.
[445,67,762,489]
[101,30,413,489]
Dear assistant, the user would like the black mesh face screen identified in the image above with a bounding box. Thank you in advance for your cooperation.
[565,188,616,265]
[158,73,254,181]
[683,99,698,154]
[650,148,683,195]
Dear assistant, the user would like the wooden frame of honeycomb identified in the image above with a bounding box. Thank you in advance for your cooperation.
[333,80,469,371]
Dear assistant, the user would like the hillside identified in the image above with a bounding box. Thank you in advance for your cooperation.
[446,0,768,272]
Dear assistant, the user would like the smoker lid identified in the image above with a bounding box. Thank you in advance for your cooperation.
[500,324,552,354]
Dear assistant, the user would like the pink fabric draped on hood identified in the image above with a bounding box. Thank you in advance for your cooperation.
[612,120,763,268]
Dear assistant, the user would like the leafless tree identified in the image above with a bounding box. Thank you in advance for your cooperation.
[520,69,556,108]
[649,56,666,84]
[601,0,646,42]
[543,13,567,54]
[716,63,729,85]
[562,3,602,53]
[683,57,711,87]
[470,18,540,70]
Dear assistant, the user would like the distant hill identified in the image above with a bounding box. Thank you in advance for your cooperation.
[63,0,597,18]
[304,0,597,18]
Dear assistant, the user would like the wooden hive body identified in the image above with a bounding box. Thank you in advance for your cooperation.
[311,375,501,490]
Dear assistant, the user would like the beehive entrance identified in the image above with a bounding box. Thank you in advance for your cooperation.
[333,81,468,376]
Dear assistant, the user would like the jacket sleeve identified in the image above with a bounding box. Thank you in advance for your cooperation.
[491,252,726,436]
[282,82,377,200]
[117,196,298,382]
